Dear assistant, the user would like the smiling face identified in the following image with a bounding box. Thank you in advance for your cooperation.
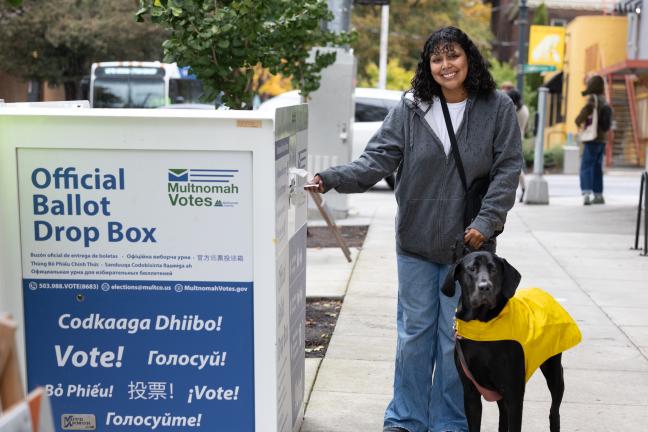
[429,42,469,98]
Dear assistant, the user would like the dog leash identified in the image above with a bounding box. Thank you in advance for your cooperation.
[455,332,503,402]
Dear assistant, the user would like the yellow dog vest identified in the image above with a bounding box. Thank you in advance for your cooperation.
[456,288,582,382]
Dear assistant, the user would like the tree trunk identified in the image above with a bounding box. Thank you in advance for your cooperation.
[63,81,79,100]
[26,80,41,102]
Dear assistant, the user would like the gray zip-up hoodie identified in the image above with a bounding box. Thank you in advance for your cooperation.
[318,90,523,264]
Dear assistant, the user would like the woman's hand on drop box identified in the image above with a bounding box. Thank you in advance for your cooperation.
[464,228,486,250]
[304,174,324,193]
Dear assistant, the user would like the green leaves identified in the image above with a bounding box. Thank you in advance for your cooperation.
[135,8,149,22]
[352,0,492,86]
[137,0,354,109]
[0,0,168,98]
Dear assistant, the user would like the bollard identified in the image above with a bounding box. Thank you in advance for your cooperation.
[524,87,549,204]
[563,132,580,174]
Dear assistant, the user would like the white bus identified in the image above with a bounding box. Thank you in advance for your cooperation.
[89,61,204,108]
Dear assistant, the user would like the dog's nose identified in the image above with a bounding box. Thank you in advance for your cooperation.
[477,281,491,292]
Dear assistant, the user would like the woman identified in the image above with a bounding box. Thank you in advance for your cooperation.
[576,75,609,205]
[306,27,522,432]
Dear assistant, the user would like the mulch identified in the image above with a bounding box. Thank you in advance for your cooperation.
[305,298,343,358]
[306,225,369,248]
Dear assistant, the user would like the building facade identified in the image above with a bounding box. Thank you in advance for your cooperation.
[541,16,628,155]
[619,0,646,60]
[0,73,65,103]
[603,0,648,167]
[488,0,611,64]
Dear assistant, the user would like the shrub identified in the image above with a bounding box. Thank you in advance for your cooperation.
[523,139,564,172]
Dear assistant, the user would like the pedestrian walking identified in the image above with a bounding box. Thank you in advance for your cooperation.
[576,74,613,205]
[504,87,529,202]
[305,26,522,432]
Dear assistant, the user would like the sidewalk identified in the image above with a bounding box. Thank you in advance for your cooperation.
[302,172,648,431]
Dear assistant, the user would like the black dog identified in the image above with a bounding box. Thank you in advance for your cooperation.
[442,251,577,432]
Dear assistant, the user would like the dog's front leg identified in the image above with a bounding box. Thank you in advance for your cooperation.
[504,398,524,432]
[462,384,482,432]
[455,352,483,431]
[496,400,508,432]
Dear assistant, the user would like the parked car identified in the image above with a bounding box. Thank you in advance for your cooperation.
[258,87,404,189]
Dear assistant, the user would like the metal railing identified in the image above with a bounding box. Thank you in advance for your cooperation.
[633,171,648,256]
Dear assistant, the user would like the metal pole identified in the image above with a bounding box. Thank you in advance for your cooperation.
[517,0,528,101]
[634,172,645,250]
[378,5,389,89]
[327,0,352,32]
[533,87,548,175]
[524,87,549,204]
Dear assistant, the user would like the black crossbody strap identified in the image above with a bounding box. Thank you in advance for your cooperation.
[439,94,468,194]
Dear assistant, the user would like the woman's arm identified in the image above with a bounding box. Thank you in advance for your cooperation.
[469,97,523,239]
[316,100,406,193]
[575,96,594,127]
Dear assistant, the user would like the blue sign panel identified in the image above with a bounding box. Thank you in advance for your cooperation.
[23,279,253,431]
[18,149,255,431]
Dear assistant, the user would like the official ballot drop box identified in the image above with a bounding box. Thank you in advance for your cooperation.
[0,106,308,432]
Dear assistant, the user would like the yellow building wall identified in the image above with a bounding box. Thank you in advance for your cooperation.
[544,16,628,148]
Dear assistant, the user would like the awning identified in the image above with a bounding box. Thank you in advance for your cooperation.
[597,59,648,77]
[545,72,563,93]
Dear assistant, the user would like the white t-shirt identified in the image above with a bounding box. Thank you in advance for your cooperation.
[425,96,467,155]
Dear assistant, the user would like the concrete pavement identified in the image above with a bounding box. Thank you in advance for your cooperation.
[302,171,648,431]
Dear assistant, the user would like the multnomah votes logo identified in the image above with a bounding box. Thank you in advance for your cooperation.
[167,168,240,208]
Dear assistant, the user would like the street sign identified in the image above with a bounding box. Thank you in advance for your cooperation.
[523,64,557,73]
[528,25,565,69]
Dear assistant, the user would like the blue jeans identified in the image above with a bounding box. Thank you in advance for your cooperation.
[384,254,467,432]
[580,141,605,195]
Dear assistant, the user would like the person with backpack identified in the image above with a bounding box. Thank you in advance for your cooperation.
[575,74,613,205]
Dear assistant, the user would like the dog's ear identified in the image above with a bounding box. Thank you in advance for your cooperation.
[441,261,461,297]
[498,256,521,299]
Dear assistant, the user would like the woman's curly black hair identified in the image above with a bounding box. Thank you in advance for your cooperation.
[411,26,496,102]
